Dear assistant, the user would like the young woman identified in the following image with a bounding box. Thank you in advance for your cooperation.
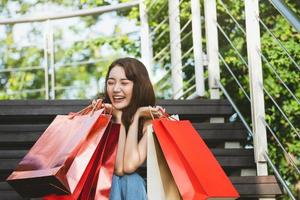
[103,57,163,200]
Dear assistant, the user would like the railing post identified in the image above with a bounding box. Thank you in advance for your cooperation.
[245,0,268,176]
[49,21,56,100]
[168,0,183,99]
[204,0,220,100]
[139,0,153,81]
[43,21,50,100]
[204,0,224,124]
[191,0,205,97]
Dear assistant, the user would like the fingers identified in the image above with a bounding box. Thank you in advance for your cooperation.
[154,105,166,115]
[148,105,166,117]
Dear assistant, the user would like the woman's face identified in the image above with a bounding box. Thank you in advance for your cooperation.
[106,65,134,110]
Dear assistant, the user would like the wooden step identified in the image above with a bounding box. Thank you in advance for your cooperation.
[0,175,281,199]
[0,99,282,199]
[229,176,282,198]
[0,99,233,124]
[0,149,255,181]
[194,122,248,144]
[0,122,248,149]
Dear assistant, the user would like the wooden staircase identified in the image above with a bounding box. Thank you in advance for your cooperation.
[0,99,282,199]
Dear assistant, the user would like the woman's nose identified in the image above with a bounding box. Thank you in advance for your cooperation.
[113,83,121,92]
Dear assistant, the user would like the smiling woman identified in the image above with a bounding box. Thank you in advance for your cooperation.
[103,57,163,200]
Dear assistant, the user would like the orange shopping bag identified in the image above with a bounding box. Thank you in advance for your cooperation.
[152,116,239,200]
[6,100,113,198]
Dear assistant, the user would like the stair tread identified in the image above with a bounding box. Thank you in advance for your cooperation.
[0,99,282,198]
[0,175,282,197]
[0,148,256,182]
[0,122,248,146]
[0,99,233,116]
[0,122,245,130]
[0,148,254,159]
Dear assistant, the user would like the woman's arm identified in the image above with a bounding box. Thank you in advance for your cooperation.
[114,123,126,176]
[123,106,161,174]
[123,113,143,174]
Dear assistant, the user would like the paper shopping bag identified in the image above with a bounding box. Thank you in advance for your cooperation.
[7,101,111,198]
[80,123,120,200]
[152,118,239,200]
[44,122,120,200]
[147,124,181,200]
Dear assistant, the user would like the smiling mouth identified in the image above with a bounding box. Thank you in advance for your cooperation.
[113,96,126,103]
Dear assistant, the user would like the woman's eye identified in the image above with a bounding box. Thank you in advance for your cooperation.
[107,81,114,85]
[121,82,130,85]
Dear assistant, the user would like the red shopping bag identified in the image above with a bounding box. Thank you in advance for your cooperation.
[44,122,120,200]
[80,123,120,200]
[6,100,112,198]
[152,118,239,200]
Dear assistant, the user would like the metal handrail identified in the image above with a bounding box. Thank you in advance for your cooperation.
[3,43,41,49]
[148,0,160,11]
[216,23,248,67]
[258,48,300,105]
[218,0,246,35]
[5,88,46,95]
[155,30,192,63]
[153,25,192,61]
[54,85,87,91]
[216,80,253,135]
[151,0,168,21]
[56,57,111,68]
[219,0,300,72]
[0,1,139,24]
[218,3,300,107]
[219,46,300,174]
[176,83,196,99]
[153,26,170,43]
[261,116,300,175]
[264,154,297,200]
[55,30,139,46]
[158,45,193,77]
[180,17,192,35]
[268,0,300,33]
[154,59,192,89]
[218,53,250,101]
[257,17,300,71]
[261,83,300,139]
[150,17,169,37]
[152,0,192,62]
[217,79,296,200]
[0,66,43,73]
[173,74,195,97]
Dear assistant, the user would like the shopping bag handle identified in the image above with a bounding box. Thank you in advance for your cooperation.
[68,99,103,119]
[148,106,178,121]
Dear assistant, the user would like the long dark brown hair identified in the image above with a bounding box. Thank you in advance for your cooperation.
[104,57,155,139]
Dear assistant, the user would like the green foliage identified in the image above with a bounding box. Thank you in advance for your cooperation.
[0,0,139,99]
[216,0,300,199]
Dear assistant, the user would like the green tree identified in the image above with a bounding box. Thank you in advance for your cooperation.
[0,0,140,99]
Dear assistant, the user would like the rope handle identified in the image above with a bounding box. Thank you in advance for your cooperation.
[68,99,103,119]
[148,106,178,121]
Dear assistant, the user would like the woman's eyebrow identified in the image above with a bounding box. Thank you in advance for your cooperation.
[107,77,129,81]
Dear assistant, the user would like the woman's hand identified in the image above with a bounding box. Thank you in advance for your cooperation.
[135,106,166,119]
[102,103,122,123]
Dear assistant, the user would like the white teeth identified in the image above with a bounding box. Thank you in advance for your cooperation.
[113,96,125,101]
